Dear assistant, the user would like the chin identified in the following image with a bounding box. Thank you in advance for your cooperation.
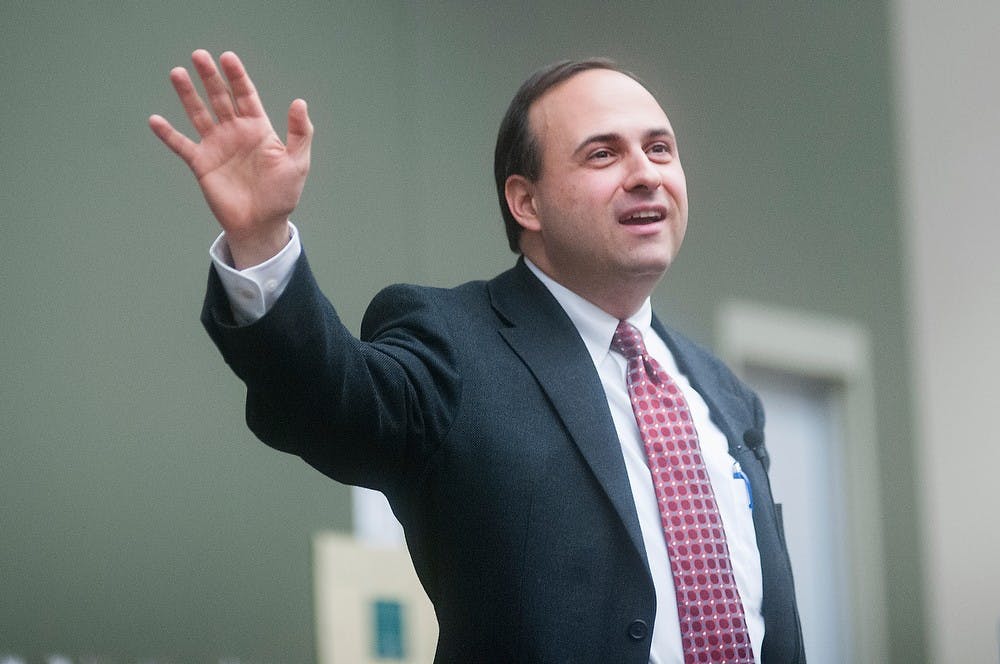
[618,260,670,284]
[623,247,675,276]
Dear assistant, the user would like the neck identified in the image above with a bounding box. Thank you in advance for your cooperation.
[522,256,659,320]
[580,282,656,320]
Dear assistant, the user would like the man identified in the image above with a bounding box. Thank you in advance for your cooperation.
[150,50,804,663]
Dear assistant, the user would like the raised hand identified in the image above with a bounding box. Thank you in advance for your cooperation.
[149,50,313,268]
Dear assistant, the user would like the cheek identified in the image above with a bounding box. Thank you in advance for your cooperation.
[670,169,688,207]
[558,179,591,207]
[539,174,616,235]
[568,171,618,201]
[675,215,688,241]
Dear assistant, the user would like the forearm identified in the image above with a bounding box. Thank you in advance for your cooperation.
[201,254,461,492]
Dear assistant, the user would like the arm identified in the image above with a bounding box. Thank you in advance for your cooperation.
[149,49,312,268]
[154,53,457,494]
[201,256,462,494]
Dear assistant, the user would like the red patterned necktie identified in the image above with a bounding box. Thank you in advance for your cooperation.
[611,321,754,664]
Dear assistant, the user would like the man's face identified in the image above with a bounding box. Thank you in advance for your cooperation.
[518,69,688,303]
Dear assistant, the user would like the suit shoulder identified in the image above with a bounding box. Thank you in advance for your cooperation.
[366,278,491,313]
[371,277,491,306]
[360,278,492,341]
[656,319,761,409]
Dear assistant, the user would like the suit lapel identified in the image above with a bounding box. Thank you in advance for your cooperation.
[652,316,745,455]
[488,262,649,567]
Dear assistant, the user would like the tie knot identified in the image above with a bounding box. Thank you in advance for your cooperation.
[611,321,647,360]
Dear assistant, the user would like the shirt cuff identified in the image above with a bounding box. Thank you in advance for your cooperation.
[209,222,302,326]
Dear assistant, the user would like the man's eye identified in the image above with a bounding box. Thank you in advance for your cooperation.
[647,143,675,160]
[589,149,613,160]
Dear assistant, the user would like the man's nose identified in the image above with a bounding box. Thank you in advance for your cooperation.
[623,152,662,191]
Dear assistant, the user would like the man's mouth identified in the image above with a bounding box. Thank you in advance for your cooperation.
[619,208,667,225]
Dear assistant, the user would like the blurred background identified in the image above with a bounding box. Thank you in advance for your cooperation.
[1,1,996,662]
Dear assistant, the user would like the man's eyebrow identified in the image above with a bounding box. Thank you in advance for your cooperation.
[574,132,622,154]
[573,128,676,155]
[644,128,675,142]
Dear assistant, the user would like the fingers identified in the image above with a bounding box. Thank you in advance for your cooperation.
[169,65,215,137]
[191,49,237,122]
[286,98,314,161]
[153,49,297,171]
[219,51,265,118]
[148,114,198,166]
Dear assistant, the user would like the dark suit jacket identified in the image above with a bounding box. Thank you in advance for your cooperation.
[202,254,805,663]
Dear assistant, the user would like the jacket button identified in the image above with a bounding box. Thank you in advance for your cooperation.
[627,619,648,640]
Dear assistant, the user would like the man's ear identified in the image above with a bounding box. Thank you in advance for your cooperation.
[504,175,542,232]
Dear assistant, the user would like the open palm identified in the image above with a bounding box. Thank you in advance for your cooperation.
[149,50,312,267]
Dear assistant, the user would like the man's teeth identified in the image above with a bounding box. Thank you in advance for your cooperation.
[624,211,661,222]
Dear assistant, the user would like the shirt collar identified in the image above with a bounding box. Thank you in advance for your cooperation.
[523,258,653,366]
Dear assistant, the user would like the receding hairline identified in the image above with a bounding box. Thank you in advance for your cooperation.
[524,69,672,171]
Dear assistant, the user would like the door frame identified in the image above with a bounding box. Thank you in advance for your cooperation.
[716,301,887,664]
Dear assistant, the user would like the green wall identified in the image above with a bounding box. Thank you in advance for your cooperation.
[1,2,922,661]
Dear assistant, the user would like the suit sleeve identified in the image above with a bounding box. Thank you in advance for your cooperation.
[201,252,463,494]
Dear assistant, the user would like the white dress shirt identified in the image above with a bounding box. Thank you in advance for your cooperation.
[210,228,764,663]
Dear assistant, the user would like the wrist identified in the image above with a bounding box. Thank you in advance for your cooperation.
[226,221,292,270]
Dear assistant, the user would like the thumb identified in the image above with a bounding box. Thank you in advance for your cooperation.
[286,98,313,159]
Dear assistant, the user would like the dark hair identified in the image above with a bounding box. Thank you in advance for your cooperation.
[493,58,644,252]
